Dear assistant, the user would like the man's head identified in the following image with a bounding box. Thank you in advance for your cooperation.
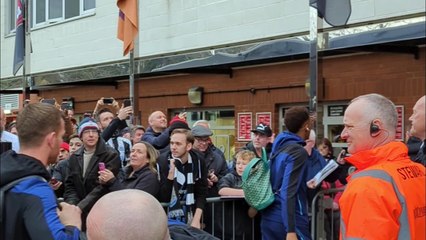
[341,93,396,154]
[78,117,100,150]
[148,111,167,132]
[16,103,65,165]
[87,189,169,240]
[284,106,311,140]
[409,96,425,141]
[251,123,272,149]
[130,125,145,145]
[170,129,194,160]
[97,108,115,130]
[192,125,213,152]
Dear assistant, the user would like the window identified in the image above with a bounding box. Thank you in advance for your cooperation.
[8,0,95,32]
[9,0,17,32]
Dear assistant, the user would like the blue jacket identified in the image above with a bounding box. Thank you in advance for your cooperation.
[0,150,80,240]
[262,131,309,233]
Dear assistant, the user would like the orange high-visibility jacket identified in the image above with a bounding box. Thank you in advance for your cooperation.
[340,142,425,240]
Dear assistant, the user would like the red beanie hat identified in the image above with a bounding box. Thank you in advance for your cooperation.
[60,142,70,152]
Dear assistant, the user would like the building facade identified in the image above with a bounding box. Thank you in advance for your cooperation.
[1,0,425,159]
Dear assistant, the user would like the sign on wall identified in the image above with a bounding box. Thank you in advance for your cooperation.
[238,112,252,141]
[395,105,404,141]
[256,112,272,128]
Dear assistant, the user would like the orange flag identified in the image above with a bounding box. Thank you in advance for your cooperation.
[117,0,138,56]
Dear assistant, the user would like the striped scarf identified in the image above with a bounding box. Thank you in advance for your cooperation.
[167,154,196,223]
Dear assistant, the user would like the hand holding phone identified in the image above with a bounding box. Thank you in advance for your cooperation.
[98,162,106,171]
[50,177,58,185]
[123,99,131,107]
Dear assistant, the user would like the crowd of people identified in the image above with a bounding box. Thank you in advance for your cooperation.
[0,94,425,240]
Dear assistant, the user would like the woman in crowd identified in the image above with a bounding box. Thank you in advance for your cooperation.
[98,141,160,199]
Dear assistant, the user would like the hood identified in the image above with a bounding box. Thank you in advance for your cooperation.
[0,150,50,187]
[346,141,409,171]
[271,131,305,152]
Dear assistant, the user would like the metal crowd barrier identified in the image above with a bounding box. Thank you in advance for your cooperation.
[311,187,346,240]
[162,197,258,240]
[160,188,346,240]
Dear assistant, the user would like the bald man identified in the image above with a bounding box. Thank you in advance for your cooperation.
[409,95,425,166]
[338,94,425,239]
[141,111,171,151]
[87,189,169,240]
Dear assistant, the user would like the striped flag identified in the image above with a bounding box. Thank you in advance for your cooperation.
[13,0,25,75]
[310,0,352,27]
[117,0,138,56]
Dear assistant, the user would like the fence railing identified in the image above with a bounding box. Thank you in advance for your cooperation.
[161,188,346,240]
[311,187,346,240]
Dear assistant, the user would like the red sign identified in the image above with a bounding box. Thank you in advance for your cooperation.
[395,105,404,141]
[256,112,272,128]
[238,112,252,141]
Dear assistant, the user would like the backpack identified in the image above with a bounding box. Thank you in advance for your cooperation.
[242,147,274,210]
[0,175,46,240]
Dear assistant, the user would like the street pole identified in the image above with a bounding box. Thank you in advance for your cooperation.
[22,0,31,102]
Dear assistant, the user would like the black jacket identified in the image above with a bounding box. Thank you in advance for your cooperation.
[0,150,80,240]
[64,139,120,214]
[141,126,171,153]
[197,146,229,197]
[106,165,160,199]
[157,150,208,210]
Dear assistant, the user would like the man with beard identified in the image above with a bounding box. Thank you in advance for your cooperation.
[0,103,82,239]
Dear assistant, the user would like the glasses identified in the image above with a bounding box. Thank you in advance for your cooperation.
[82,129,98,135]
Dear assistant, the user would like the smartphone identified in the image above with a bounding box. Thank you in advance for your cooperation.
[50,178,58,184]
[103,98,114,104]
[41,99,56,105]
[339,149,347,159]
[98,162,106,171]
[61,101,73,110]
[123,99,131,107]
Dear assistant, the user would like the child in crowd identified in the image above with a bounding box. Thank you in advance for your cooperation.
[218,150,257,239]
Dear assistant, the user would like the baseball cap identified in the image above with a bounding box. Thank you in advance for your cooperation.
[251,123,272,137]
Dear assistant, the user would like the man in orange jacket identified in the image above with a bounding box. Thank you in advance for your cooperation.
[339,93,425,240]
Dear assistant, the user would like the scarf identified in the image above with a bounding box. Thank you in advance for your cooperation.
[167,154,196,224]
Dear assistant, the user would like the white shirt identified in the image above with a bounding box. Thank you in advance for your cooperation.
[1,131,20,152]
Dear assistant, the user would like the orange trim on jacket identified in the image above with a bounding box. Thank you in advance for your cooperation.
[339,142,425,240]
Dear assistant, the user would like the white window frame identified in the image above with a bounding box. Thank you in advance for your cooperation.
[30,0,95,28]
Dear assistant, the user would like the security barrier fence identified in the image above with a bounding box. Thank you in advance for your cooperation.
[161,188,346,240]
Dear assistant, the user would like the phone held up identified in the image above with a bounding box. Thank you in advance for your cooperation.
[123,99,131,107]
[103,98,114,104]
[98,162,106,171]
[41,99,56,105]
[61,101,73,110]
